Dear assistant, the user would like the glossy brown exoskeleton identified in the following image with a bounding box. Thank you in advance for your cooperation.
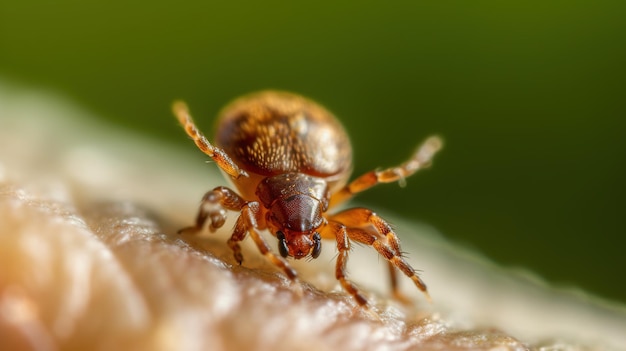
[173,91,442,305]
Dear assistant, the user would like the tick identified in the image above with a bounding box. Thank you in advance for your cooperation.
[173,91,442,306]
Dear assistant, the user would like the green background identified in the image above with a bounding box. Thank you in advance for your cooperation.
[2,1,625,303]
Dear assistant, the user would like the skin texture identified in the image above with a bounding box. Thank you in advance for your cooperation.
[1,81,625,351]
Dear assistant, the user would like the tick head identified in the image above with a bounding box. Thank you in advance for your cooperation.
[267,193,324,260]
[277,230,322,259]
[257,173,329,260]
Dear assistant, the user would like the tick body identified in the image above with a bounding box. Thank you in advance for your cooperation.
[174,91,442,306]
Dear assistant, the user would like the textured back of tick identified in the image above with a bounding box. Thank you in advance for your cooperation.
[215,91,353,180]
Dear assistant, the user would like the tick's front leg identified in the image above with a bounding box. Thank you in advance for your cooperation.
[242,202,298,281]
[179,186,246,234]
[330,208,430,302]
[320,222,368,306]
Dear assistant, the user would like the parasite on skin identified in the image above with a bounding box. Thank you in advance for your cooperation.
[173,91,442,306]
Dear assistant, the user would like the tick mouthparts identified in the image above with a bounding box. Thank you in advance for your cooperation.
[311,232,322,258]
[276,231,289,258]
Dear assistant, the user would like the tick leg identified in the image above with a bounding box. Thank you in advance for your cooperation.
[173,101,248,179]
[227,215,247,264]
[330,208,430,302]
[179,186,246,234]
[330,136,442,208]
[243,202,298,281]
[331,208,402,255]
[385,261,412,304]
[320,222,368,306]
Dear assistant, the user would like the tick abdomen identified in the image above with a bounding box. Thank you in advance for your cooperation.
[215,91,353,185]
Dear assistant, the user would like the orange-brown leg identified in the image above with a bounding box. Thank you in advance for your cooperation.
[242,202,298,280]
[320,222,368,306]
[179,186,246,234]
[385,261,410,303]
[331,208,402,255]
[329,136,442,208]
[172,101,248,179]
[179,186,249,264]
[330,208,430,302]
[332,210,405,299]
[227,215,247,264]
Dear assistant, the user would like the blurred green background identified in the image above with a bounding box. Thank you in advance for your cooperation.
[2,1,624,303]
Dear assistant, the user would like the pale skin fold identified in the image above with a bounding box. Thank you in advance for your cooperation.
[1,82,625,351]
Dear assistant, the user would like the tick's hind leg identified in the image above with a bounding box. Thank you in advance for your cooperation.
[329,136,442,208]
[173,101,248,179]
[178,186,246,235]
[330,208,430,302]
